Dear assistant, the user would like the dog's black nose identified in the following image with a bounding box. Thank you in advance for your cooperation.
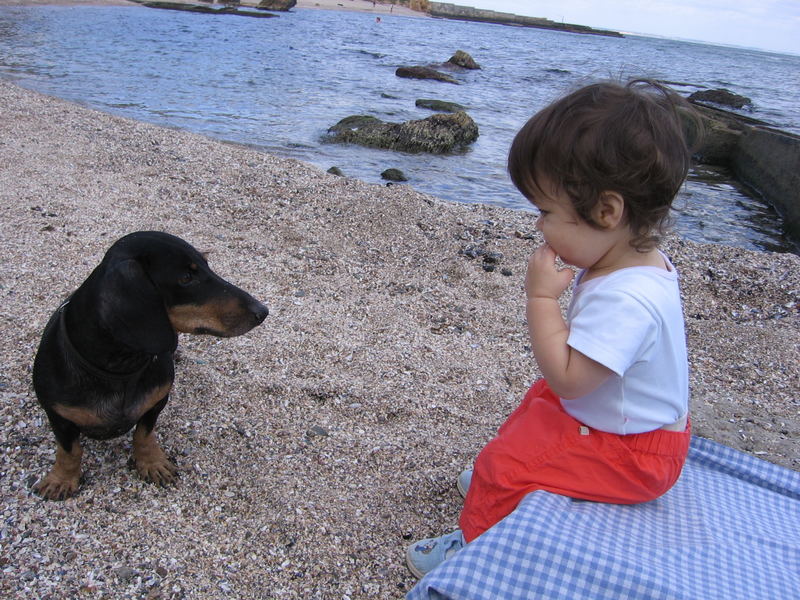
[251,302,268,325]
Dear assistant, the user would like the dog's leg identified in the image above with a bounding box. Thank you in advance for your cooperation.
[35,414,83,500]
[132,396,177,485]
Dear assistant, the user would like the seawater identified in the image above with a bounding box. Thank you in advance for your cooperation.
[0,5,797,253]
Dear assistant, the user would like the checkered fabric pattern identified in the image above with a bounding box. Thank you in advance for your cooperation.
[407,436,800,600]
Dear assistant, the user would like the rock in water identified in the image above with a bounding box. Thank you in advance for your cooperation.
[689,88,752,109]
[325,111,479,154]
[395,66,459,84]
[257,0,296,10]
[446,50,481,70]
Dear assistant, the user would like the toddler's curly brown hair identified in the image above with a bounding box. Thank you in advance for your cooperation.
[508,79,702,250]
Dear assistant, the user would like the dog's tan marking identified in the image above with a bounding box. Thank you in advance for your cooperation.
[132,424,177,485]
[34,442,83,500]
[128,381,172,423]
[52,404,105,428]
[168,298,250,336]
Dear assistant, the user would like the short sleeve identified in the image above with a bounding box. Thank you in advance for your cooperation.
[567,289,658,376]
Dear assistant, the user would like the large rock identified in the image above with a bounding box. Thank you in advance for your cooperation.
[688,100,800,245]
[325,111,479,153]
[256,0,297,11]
[257,0,296,9]
[396,66,459,84]
[446,50,480,70]
[734,128,800,241]
[689,88,752,110]
[135,0,279,17]
[691,103,767,166]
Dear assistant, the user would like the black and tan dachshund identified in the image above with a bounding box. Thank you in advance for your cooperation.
[32,231,268,500]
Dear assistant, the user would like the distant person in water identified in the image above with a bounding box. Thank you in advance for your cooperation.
[405,79,702,579]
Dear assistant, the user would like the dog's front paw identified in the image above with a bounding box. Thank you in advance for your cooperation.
[34,471,80,501]
[133,446,178,486]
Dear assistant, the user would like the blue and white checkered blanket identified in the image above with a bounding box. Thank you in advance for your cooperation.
[407,436,800,600]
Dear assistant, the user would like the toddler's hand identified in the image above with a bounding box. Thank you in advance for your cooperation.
[525,244,574,300]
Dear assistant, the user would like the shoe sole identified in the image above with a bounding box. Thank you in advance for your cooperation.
[405,543,426,579]
[456,474,469,498]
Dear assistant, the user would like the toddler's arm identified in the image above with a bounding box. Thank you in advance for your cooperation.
[525,245,612,399]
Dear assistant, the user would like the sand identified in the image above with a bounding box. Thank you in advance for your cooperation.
[0,3,798,598]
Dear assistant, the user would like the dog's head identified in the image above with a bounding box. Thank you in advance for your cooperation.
[94,231,268,354]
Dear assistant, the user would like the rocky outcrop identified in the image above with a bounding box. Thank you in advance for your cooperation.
[428,2,623,38]
[257,0,296,9]
[692,104,753,166]
[133,0,279,17]
[415,98,465,113]
[689,88,752,110]
[734,128,800,241]
[396,66,459,84]
[325,111,478,153]
[692,102,800,244]
[446,50,480,70]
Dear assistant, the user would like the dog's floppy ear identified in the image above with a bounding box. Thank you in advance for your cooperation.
[98,258,177,354]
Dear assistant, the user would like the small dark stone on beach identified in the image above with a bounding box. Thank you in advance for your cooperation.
[460,244,485,259]
[482,251,503,264]
[113,566,138,582]
[327,166,344,176]
[307,425,329,437]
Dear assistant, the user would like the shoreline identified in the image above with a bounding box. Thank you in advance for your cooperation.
[1,77,798,598]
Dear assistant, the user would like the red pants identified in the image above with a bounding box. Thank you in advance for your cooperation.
[459,379,690,542]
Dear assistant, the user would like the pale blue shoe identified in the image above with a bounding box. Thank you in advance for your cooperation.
[457,469,473,498]
[405,530,466,578]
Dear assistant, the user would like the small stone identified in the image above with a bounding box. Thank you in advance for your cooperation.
[307,425,329,437]
[460,244,485,259]
[113,566,137,582]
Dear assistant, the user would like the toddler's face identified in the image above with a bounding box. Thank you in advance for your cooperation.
[529,179,614,269]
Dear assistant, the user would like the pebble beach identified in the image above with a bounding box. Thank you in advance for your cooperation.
[0,4,798,598]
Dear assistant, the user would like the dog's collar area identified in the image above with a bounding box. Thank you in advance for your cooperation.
[58,303,155,383]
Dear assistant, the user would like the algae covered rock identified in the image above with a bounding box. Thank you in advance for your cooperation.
[415,98,466,113]
[689,88,752,110]
[257,0,296,10]
[381,168,408,182]
[325,111,478,154]
[396,66,459,84]
[446,50,480,70]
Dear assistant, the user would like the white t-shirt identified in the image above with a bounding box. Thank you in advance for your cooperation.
[561,255,689,434]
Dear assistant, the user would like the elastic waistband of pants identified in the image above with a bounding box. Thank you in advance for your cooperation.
[617,419,692,456]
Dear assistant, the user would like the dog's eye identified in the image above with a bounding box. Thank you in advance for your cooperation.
[178,272,194,286]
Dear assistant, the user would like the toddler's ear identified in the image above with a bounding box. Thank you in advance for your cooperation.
[593,191,626,228]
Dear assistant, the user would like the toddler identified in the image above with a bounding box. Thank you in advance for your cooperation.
[406,79,700,578]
